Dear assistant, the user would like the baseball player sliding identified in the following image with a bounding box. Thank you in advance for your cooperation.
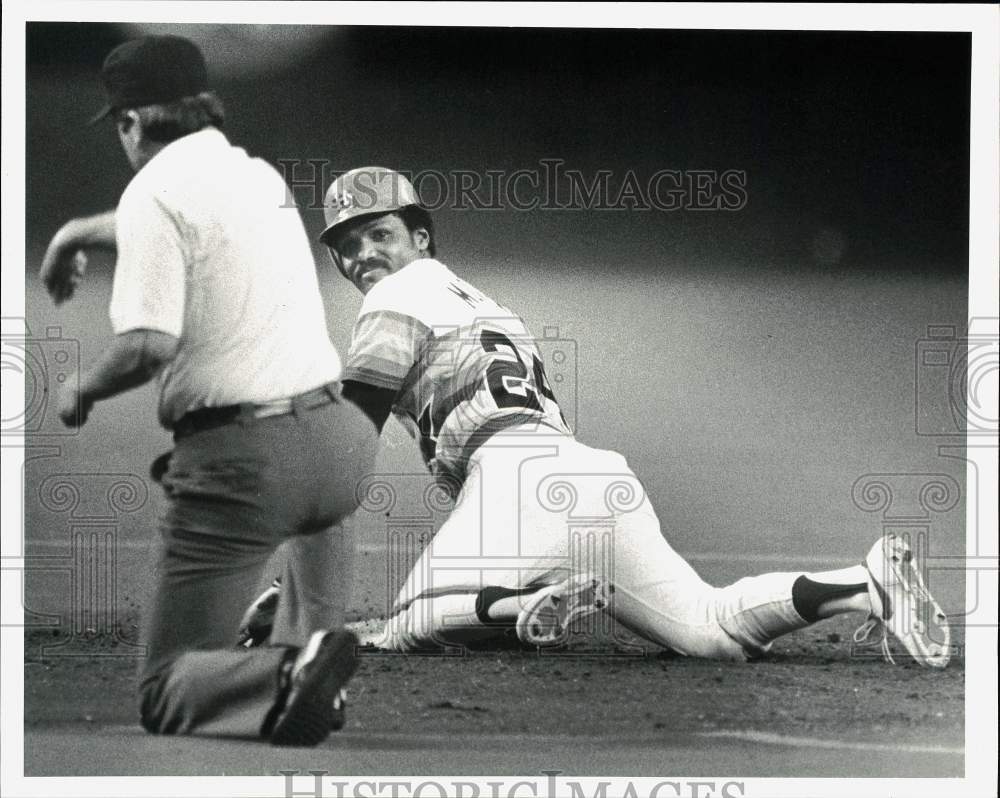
[243,167,951,669]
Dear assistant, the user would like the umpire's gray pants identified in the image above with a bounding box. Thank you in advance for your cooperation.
[138,393,377,738]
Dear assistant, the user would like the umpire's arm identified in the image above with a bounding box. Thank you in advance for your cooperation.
[59,329,178,428]
[59,175,188,428]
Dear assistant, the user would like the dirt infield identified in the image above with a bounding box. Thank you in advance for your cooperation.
[24,612,964,777]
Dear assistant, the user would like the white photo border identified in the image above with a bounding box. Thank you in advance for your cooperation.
[3,3,997,797]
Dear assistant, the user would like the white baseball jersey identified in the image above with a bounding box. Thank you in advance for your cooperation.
[110,128,341,427]
[342,258,571,484]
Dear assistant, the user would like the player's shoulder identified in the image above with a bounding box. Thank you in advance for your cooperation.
[359,258,468,328]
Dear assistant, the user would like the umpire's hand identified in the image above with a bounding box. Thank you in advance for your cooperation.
[40,211,117,304]
[40,230,88,305]
[58,379,92,427]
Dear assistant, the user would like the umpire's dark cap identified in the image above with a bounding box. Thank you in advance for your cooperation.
[88,35,209,125]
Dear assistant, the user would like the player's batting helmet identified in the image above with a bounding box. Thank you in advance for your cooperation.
[319,167,421,245]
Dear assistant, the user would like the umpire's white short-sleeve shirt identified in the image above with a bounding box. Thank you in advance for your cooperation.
[110,128,341,427]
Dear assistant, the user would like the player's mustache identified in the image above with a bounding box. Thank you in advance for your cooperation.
[355,259,390,277]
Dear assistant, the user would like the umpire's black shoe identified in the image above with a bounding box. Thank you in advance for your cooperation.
[268,630,358,746]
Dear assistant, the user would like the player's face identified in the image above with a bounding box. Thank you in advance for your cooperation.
[329,213,429,294]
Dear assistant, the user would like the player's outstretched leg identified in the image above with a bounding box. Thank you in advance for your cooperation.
[719,533,951,667]
[241,579,518,652]
[598,484,951,666]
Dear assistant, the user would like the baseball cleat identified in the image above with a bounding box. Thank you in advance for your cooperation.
[515,574,612,647]
[238,578,281,648]
[854,534,951,668]
[269,629,358,746]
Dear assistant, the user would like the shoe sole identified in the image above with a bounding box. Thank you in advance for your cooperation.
[871,536,951,668]
[270,631,358,746]
[516,575,612,646]
[237,584,281,648]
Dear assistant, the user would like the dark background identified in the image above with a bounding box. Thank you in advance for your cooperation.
[27,24,970,274]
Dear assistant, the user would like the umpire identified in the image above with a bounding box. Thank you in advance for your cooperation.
[53,35,377,746]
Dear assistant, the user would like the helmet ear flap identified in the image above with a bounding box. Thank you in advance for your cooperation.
[326,246,347,278]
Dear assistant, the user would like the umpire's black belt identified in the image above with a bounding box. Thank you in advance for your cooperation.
[172,382,342,441]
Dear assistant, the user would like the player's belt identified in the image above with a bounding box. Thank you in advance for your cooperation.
[172,382,342,441]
